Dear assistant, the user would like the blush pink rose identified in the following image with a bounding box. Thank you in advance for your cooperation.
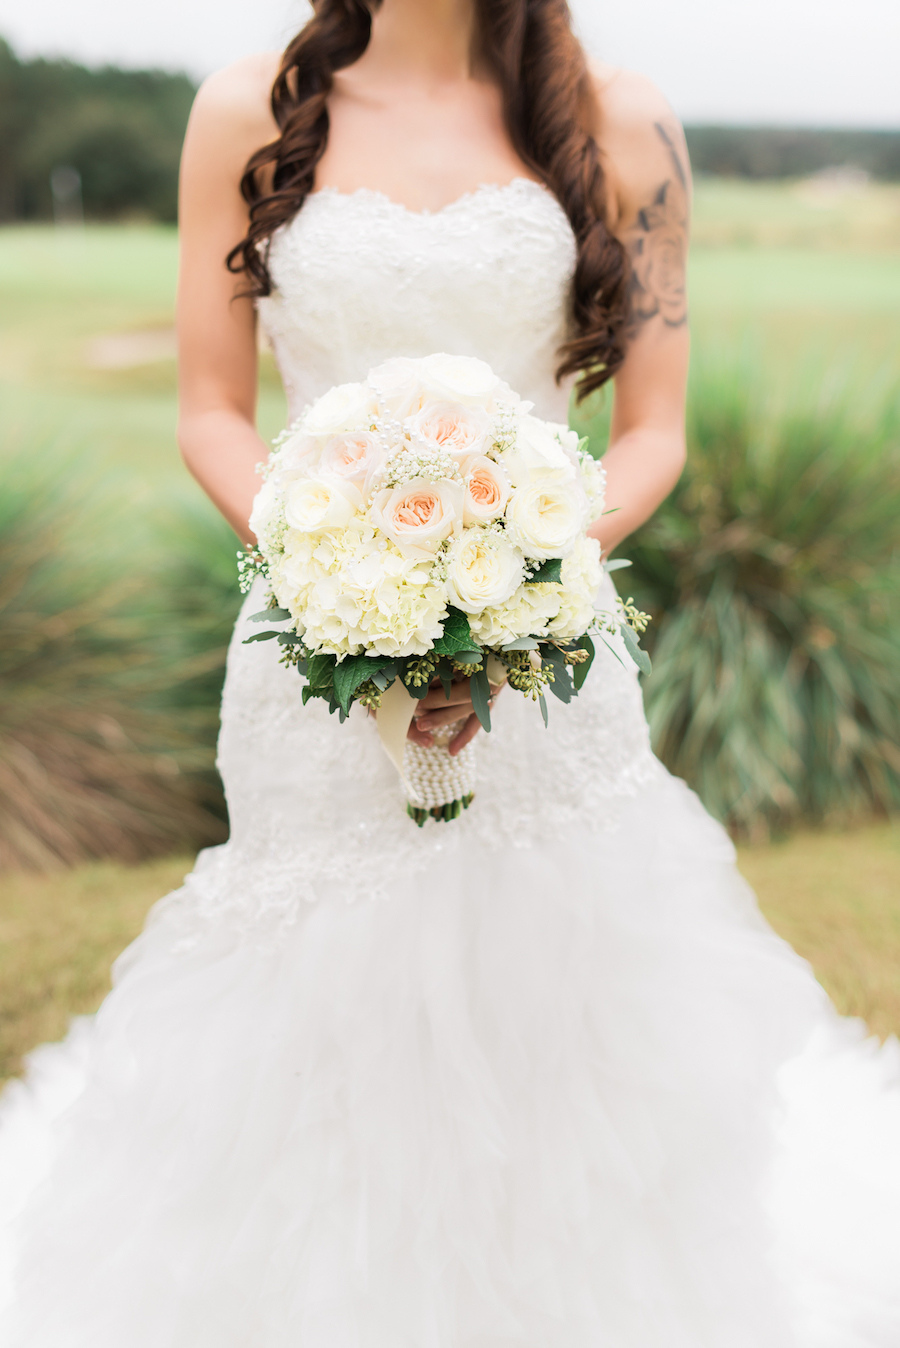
[407,401,491,463]
[320,431,380,483]
[370,478,464,558]
[462,455,511,525]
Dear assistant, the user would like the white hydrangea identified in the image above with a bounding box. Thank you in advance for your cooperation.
[467,581,562,648]
[273,525,447,658]
[546,536,604,641]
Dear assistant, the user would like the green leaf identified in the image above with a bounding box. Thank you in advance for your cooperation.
[598,635,626,668]
[576,436,590,455]
[248,607,291,623]
[277,631,302,644]
[242,630,278,643]
[432,606,476,655]
[332,654,398,713]
[469,665,493,732]
[333,656,373,714]
[547,665,574,704]
[306,653,337,693]
[501,637,539,651]
[436,658,454,701]
[527,557,563,585]
[573,634,595,690]
[453,649,482,665]
[538,693,549,727]
[620,623,652,676]
[604,558,632,573]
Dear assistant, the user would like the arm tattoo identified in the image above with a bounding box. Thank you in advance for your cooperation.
[626,121,689,329]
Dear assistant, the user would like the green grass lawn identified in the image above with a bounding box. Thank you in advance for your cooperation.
[1,822,897,1084]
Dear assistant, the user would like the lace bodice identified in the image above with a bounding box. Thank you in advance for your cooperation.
[170,180,661,933]
[257,179,576,423]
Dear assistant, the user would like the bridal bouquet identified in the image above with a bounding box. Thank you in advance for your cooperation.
[239,354,649,824]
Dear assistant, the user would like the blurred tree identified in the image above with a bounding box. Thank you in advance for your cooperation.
[685,126,900,181]
[0,38,195,221]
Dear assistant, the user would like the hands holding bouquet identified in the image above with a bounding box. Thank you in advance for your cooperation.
[240,354,649,824]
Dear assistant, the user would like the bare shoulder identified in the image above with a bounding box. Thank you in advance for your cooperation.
[589,63,690,330]
[186,52,280,158]
[589,63,690,218]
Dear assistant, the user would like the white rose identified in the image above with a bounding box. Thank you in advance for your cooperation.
[444,529,524,615]
[248,475,280,543]
[462,455,511,524]
[406,401,492,463]
[369,478,464,558]
[302,382,372,437]
[505,480,585,560]
[276,428,320,470]
[320,431,381,483]
[502,415,577,488]
[367,357,425,418]
[419,353,501,407]
[579,453,607,523]
[284,477,363,532]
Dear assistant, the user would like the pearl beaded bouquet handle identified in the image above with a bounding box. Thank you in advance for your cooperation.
[239,353,650,824]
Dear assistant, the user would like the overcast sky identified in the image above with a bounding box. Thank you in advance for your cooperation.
[1,0,898,127]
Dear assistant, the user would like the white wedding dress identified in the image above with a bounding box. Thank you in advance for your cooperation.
[1,178,899,1347]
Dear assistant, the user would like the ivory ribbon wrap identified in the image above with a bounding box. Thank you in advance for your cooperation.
[375,678,420,797]
[374,658,508,805]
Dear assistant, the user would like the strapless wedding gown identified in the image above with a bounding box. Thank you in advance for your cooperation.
[1,179,899,1347]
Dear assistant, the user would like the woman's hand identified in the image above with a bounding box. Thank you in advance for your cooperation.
[407,677,503,756]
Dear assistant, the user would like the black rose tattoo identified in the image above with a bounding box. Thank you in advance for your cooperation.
[626,122,689,329]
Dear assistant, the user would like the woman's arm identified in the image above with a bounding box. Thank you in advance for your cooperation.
[588,69,692,555]
[176,54,280,543]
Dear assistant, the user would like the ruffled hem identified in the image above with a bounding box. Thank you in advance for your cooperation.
[0,775,899,1347]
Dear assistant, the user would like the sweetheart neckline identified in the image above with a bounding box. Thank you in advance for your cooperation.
[305,176,562,221]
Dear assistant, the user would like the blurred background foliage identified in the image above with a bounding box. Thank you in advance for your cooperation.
[0,35,898,868]
[0,38,194,220]
[1,35,899,227]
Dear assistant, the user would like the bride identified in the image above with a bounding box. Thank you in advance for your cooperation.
[1,0,899,1343]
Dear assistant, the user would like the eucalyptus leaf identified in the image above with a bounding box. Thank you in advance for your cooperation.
[437,658,454,701]
[538,693,549,728]
[277,631,302,645]
[242,630,278,643]
[620,623,652,676]
[248,607,291,623]
[501,637,539,651]
[547,665,574,704]
[604,558,632,573]
[453,649,482,665]
[573,634,595,690]
[469,665,492,732]
[598,634,626,668]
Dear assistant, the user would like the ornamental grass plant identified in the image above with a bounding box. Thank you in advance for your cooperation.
[0,446,240,871]
[623,358,900,839]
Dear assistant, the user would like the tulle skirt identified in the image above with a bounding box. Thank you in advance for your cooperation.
[1,772,899,1347]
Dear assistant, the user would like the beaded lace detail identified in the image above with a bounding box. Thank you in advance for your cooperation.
[171,182,662,932]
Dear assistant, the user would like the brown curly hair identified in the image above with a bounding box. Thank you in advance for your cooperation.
[227,0,629,401]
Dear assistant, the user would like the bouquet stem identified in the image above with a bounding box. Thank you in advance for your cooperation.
[403,720,477,826]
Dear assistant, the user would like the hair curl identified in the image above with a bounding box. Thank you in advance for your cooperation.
[227,0,629,401]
